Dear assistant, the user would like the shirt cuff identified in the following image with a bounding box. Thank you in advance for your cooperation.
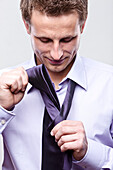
[0,105,15,133]
[72,138,105,169]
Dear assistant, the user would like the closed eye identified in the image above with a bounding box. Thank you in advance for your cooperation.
[60,36,77,43]
[38,37,52,43]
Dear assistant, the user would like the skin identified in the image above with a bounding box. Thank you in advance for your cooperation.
[51,120,88,161]
[24,11,85,89]
[0,67,28,110]
[0,10,88,161]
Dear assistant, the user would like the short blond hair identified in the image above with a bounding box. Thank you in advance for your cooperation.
[20,0,88,24]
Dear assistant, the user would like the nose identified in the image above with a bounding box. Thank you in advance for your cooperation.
[50,40,63,60]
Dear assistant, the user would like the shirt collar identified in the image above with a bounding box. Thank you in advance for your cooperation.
[60,54,88,90]
[26,53,88,93]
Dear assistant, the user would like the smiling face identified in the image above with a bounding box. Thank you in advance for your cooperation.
[24,10,85,77]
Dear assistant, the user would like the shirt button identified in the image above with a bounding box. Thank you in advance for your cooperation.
[1,119,6,125]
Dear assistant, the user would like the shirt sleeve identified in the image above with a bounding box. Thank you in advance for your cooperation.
[72,138,113,170]
[0,106,15,134]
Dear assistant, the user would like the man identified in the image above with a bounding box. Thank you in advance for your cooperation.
[0,0,113,169]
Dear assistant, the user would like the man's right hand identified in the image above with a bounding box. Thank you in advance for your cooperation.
[0,67,28,110]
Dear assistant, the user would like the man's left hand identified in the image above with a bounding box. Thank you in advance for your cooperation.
[51,120,88,161]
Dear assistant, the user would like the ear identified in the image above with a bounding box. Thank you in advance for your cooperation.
[23,18,31,34]
[80,20,87,34]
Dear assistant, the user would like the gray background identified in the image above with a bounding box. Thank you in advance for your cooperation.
[0,0,113,70]
[0,0,113,168]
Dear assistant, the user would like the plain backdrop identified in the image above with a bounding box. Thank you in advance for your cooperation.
[0,0,113,70]
[0,0,113,168]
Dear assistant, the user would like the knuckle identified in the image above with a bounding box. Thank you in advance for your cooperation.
[17,75,22,81]
[23,81,28,87]
[77,139,84,150]
[80,129,85,137]
[60,136,65,143]
[55,134,59,140]
[63,143,68,151]
[18,68,28,83]
[78,131,85,139]
[60,126,66,134]
[17,67,25,75]
[18,66,24,71]
[77,122,85,133]
[78,121,83,127]
[12,79,18,86]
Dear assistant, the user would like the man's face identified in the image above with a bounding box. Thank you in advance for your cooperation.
[25,11,85,75]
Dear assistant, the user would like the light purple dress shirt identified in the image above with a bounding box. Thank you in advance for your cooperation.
[0,54,113,170]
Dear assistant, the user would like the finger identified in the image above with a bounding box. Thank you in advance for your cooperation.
[9,75,23,93]
[54,125,78,141]
[60,139,83,152]
[57,133,78,147]
[10,79,20,93]
[60,139,88,161]
[10,67,28,93]
[52,122,84,142]
[14,67,28,92]
[20,68,28,92]
[51,120,82,136]
[13,91,25,104]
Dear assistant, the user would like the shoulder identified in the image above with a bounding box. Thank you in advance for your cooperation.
[81,56,113,80]
[80,56,113,88]
[81,56,113,74]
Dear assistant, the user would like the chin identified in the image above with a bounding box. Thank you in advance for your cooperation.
[50,67,67,74]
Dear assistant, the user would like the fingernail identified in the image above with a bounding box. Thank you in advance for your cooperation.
[50,131,54,136]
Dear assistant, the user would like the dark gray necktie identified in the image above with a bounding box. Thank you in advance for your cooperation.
[27,64,76,170]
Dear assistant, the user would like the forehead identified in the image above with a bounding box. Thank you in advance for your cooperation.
[30,11,80,37]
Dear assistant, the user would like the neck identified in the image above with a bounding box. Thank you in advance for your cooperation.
[48,71,67,90]
[35,54,75,90]
[47,59,75,90]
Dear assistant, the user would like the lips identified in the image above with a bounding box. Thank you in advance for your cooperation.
[47,58,65,65]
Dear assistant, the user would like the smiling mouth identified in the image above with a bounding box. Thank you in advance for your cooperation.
[47,58,65,65]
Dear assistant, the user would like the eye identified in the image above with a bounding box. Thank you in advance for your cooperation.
[38,37,52,43]
[60,36,76,43]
